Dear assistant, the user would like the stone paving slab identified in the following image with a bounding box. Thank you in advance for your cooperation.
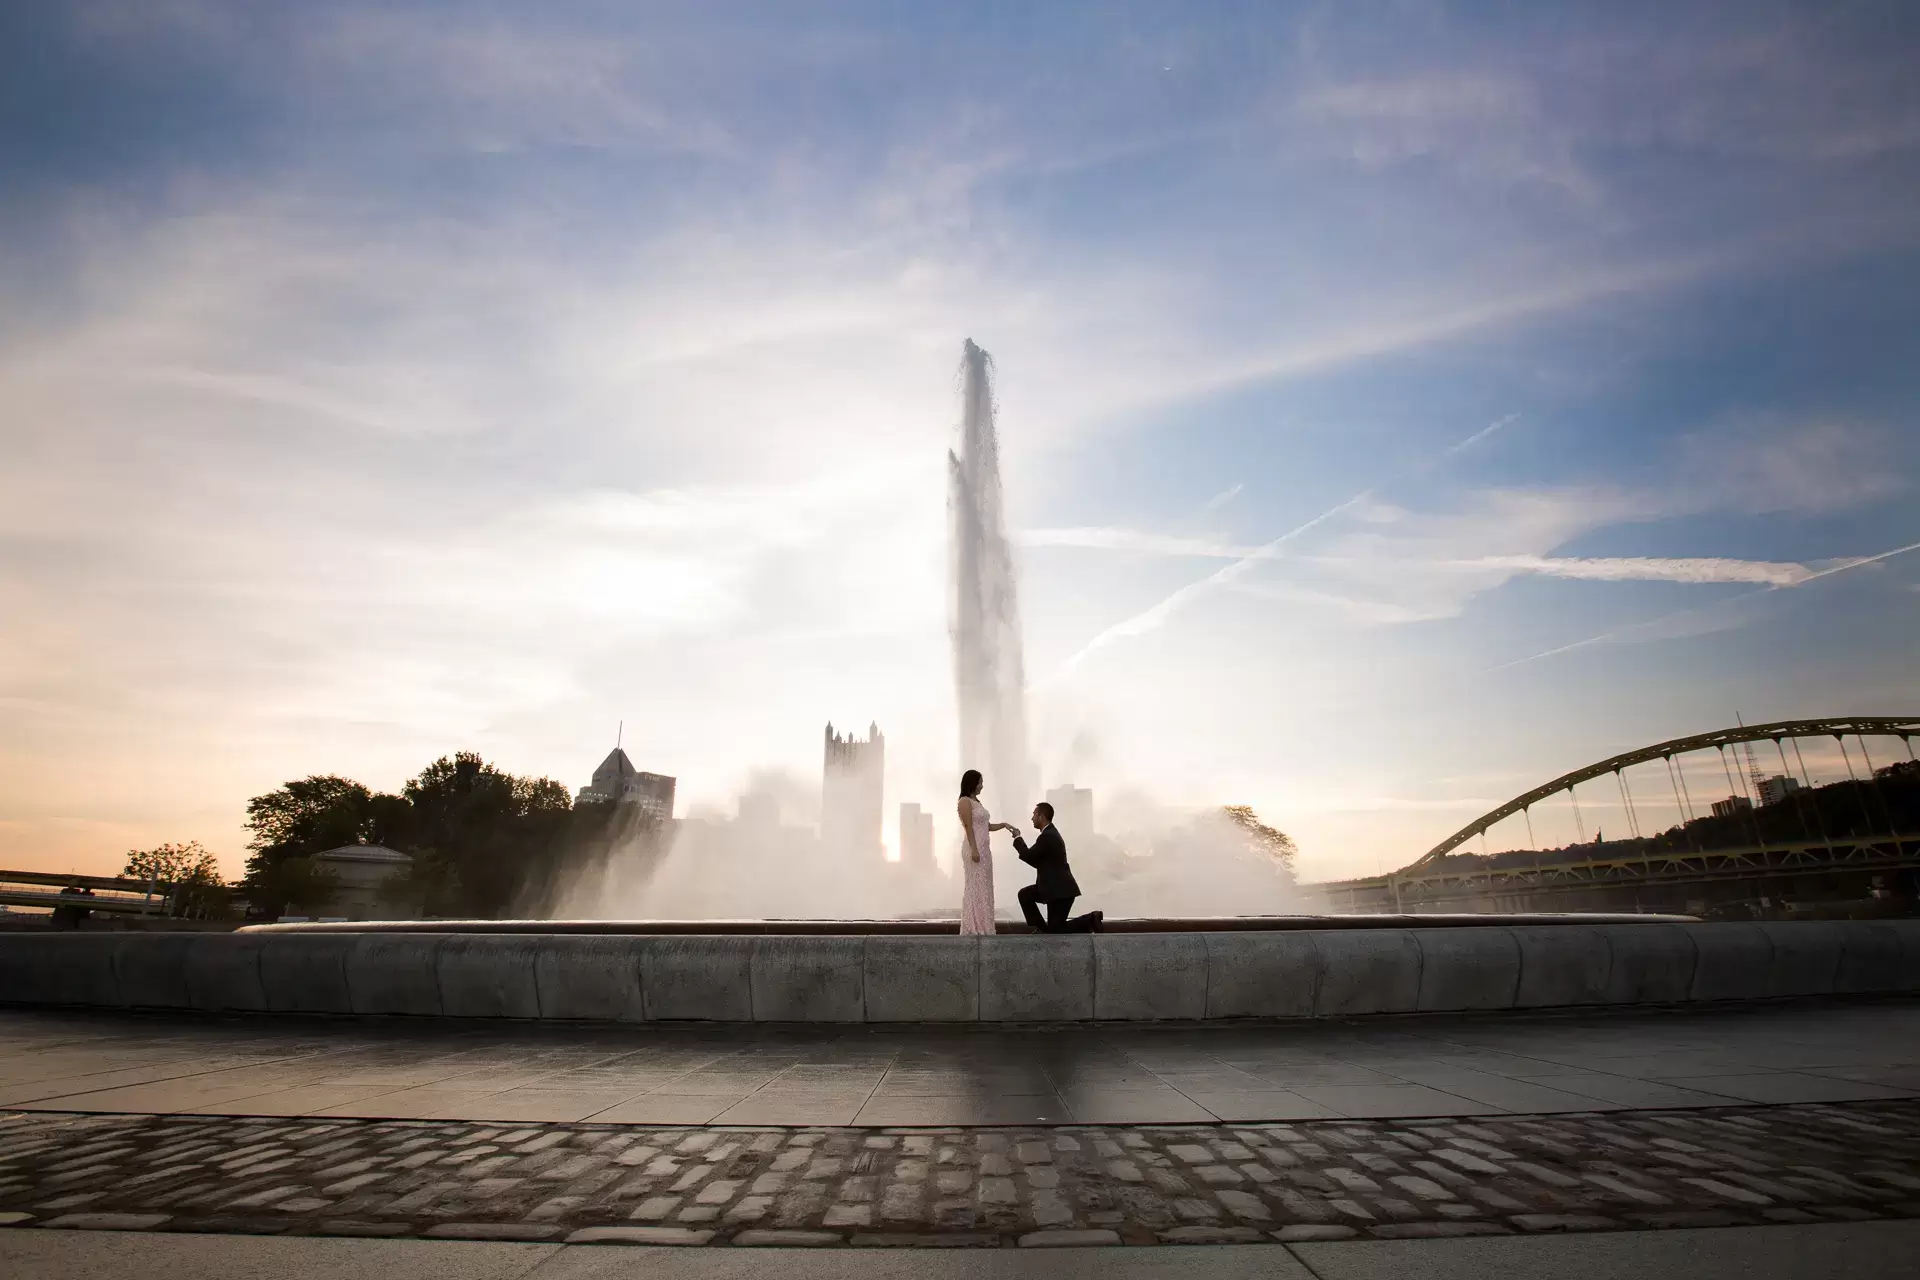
[3,1002,1915,1125]
[8,1224,1920,1280]
[3,1100,1917,1247]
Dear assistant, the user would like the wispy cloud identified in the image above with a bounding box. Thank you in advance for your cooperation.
[1494,539,1920,669]
[1021,527,1255,558]
[1198,483,1242,514]
[1024,532,1826,589]
[1052,414,1523,674]
[5,1,1919,883]
[1454,555,1819,587]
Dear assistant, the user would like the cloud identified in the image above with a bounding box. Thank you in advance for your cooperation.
[1198,484,1242,514]
[1053,485,1381,675]
[1049,415,1532,671]
[1036,402,1912,666]
[1493,538,1920,669]
[1023,533,1825,590]
[6,1,1920,883]
[1457,555,1817,587]
[1021,527,1254,559]
[1671,417,1908,516]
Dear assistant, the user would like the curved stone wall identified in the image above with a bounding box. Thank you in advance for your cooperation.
[1,921,1915,1023]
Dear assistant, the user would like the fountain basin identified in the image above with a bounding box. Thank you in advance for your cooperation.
[236,913,1692,934]
[2,918,1916,1022]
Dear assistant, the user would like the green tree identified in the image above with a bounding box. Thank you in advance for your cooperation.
[122,840,232,918]
[122,840,217,885]
[401,752,573,917]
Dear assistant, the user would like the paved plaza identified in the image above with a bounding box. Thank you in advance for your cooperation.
[1,1002,1915,1127]
[3,1097,1920,1247]
[0,1001,1916,1254]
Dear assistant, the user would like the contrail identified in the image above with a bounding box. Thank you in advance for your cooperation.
[1055,412,1522,676]
[1492,538,1920,670]
[1445,412,1521,457]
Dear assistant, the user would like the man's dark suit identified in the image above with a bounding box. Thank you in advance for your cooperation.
[1012,824,1100,933]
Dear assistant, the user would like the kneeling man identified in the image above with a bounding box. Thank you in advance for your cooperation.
[1013,802,1104,933]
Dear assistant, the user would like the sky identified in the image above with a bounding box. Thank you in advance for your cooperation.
[3,1,1918,885]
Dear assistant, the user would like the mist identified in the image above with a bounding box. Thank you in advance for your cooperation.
[536,337,1307,922]
[538,759,1305,922]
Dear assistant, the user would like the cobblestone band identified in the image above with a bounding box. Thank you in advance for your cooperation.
[4,1101,1918,1247]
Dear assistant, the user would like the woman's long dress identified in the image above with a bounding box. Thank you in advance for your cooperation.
[959,798,997,936]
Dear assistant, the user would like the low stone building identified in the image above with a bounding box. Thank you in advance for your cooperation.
[311,844,414,921]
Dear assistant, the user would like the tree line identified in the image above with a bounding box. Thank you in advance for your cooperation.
[120,752,1297,921]
[118,752,658,920]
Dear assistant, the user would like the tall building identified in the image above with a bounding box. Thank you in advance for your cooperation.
[1045,784,1094,842]
[577,747,676,820]
[1757,775,1805,807]
[736,793,778,829]
[899,802,934,868]
[823,722,884,856]
[1711,794,1754,820]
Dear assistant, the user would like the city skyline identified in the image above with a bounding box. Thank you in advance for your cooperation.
[3,3,1918,885]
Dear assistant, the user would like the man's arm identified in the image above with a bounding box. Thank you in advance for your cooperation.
[1013,834,1038,866]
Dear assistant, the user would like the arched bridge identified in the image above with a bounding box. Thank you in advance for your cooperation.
[1319,717,1920,914]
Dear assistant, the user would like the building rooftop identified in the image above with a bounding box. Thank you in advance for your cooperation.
[314,844,413,866]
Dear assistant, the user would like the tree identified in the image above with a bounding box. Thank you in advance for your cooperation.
[400,752,574,917]
[1221,805,1298,879]
[238,755,578,920]
[269,856,342,916]
[240,774,403,914]
[123,840,218,885]
[122,840,232,918]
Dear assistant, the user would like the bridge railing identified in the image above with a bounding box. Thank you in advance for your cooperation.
[0,869,175,917]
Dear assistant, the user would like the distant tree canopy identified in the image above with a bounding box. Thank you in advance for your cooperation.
[122,839,230,918]
[240,752,652,919]
[240,774,400,915]
[399,752,577,917]
[1221,805,1298,877]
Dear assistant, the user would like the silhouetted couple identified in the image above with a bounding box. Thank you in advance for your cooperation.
[956,769,1103,936]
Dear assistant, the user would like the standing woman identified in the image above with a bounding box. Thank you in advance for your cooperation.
[957,769,1011,936]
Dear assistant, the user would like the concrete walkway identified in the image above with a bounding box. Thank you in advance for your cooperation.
[2,1002,1914,1125]
[4,1223,1918,1280]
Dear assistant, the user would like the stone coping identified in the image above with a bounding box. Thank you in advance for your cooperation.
[1,921,1916,1023]
[240,914,1697,935]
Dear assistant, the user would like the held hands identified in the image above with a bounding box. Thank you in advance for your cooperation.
[988,821,1014,832]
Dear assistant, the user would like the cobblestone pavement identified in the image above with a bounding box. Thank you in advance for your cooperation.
[3,1101,1917,1248]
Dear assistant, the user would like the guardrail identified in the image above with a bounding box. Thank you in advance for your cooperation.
[1,920,1915,1022]
[0,869,174,917]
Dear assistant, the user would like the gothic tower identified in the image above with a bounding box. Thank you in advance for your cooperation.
[822,721,885,857]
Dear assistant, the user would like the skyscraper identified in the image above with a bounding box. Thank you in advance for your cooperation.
[1045,784,1094,842]
[577,747,676,821]
[822,722,884,856]
[899,802,934,869]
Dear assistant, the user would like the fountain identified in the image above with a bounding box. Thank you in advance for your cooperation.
[949,339,1036,827]
[11,343,1888,1026]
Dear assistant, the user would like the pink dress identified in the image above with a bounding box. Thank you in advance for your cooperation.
[959,798,997,935]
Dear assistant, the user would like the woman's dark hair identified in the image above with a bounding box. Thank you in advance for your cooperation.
[959,769,983,798]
